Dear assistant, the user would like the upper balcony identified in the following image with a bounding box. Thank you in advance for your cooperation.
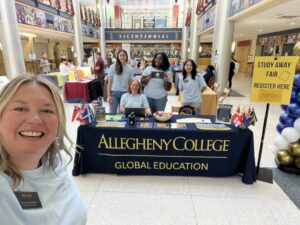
[103,16,184,29]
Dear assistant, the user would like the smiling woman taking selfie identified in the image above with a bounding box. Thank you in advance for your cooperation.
[0,75,86,225]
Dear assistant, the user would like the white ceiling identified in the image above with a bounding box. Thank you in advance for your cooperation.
[233,0,300,40]
[20,0,300,43]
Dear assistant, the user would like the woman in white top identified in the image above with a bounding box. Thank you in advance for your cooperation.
[59,57,71,76]
[120,79,151,115]
[0,75,86,225]
[107,49,134,114]
[178,59,207,115]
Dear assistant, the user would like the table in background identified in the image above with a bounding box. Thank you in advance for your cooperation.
[72,116,256,184]
[64,79,95,103]
[44,72,69,88]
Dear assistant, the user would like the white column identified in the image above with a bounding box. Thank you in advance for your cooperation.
[97,0,106,59]
[0,0,26,79]
[211,0,234,91]
[72,0,84,66]
[189,0,199,63]
[181,0,188,61]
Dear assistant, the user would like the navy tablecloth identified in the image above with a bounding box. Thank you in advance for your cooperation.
[72,116,256,184]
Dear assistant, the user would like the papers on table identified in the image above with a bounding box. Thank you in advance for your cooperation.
[136,122,187,129]
[195,123,231,130]
[96,121,126,128]
[176,118,212,123]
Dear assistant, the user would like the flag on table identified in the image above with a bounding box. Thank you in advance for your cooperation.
[72,105,80,122]
[249,108,258,125]
[79,104,95,124]
[231,107,243,127]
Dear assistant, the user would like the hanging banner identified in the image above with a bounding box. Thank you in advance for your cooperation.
[250,56,297,104]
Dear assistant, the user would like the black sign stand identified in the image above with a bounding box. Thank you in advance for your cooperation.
[256,103,273,183]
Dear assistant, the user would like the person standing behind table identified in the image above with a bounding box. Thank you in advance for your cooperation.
[228,57,236,89]
[178,59,207,115]
[39,53,51,74]
[203,64,215,88]
[94,52,105,95]
[120,79,151,115]
[141,52,172,113]
[107,49,134,114]
[0,75,87,225]
[59,57,71,76]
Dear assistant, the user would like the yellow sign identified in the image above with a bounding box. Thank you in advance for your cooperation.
[250,56,297,104]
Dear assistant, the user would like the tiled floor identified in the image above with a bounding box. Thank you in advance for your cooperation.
[65,73,300,225]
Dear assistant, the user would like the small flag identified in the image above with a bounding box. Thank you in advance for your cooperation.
[249,108,258,125]
[72,105,80,122]
[78,104,95,124]
[231,107,243,127]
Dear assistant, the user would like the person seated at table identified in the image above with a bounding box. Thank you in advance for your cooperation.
[59,57,71,76]
[178,59,207,115]
[82,58,89,67]
[0,74,87,224]
[67,59,76,70]
[141,52,172,113]
[107,49,134,114]
[120,79,151,115]
[203,64,215,89]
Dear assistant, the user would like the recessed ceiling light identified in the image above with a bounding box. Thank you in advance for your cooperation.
[289,22,296,25]
[258,29,263,32]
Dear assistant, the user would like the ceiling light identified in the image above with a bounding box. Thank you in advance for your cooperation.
[258,29,263,32]
[289,22,296,25]
[20,32,37,38]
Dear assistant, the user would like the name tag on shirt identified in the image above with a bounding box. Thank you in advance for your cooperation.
[14,191,42,209]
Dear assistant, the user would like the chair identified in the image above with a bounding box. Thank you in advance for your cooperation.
[178,105,195,115]
[207,76,215,90]
[217,87,231,103]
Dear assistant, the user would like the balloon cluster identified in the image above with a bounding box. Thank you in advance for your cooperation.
[274,73,300,169]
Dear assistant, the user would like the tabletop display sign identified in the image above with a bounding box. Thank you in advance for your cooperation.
[215,104,233,124]
[250,56,297,104]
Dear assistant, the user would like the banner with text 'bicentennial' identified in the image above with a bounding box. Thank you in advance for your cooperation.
[250,56,297,104]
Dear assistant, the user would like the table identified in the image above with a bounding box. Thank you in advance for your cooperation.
[72,116,256,184]
[44,72,69,88]
[64,79,96,103]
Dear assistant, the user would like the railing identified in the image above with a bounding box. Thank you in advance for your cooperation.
[103,16,184,29]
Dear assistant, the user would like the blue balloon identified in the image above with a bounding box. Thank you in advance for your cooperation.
[287,103,300,118]
[281,104,288,111]
[276,123,291,134]
[279,112,296,126]
[292,85,300,92]
[290,89,299,103]
[293,73,300,88]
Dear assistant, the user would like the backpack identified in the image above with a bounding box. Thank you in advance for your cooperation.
[233,61,239,74]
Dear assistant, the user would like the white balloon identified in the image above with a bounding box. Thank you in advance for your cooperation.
[282,127,300,143]
[294,118,300,133]
[270,145,279,155]
[274,135,290,150]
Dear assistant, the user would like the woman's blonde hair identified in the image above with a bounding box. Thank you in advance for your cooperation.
[0,74,73,188]
[128,79,142,94]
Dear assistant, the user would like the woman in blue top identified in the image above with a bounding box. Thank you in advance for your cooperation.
[178,59,207,115]
[120,79,151,115]
[107,49,134,114]
[141,52,172,113]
